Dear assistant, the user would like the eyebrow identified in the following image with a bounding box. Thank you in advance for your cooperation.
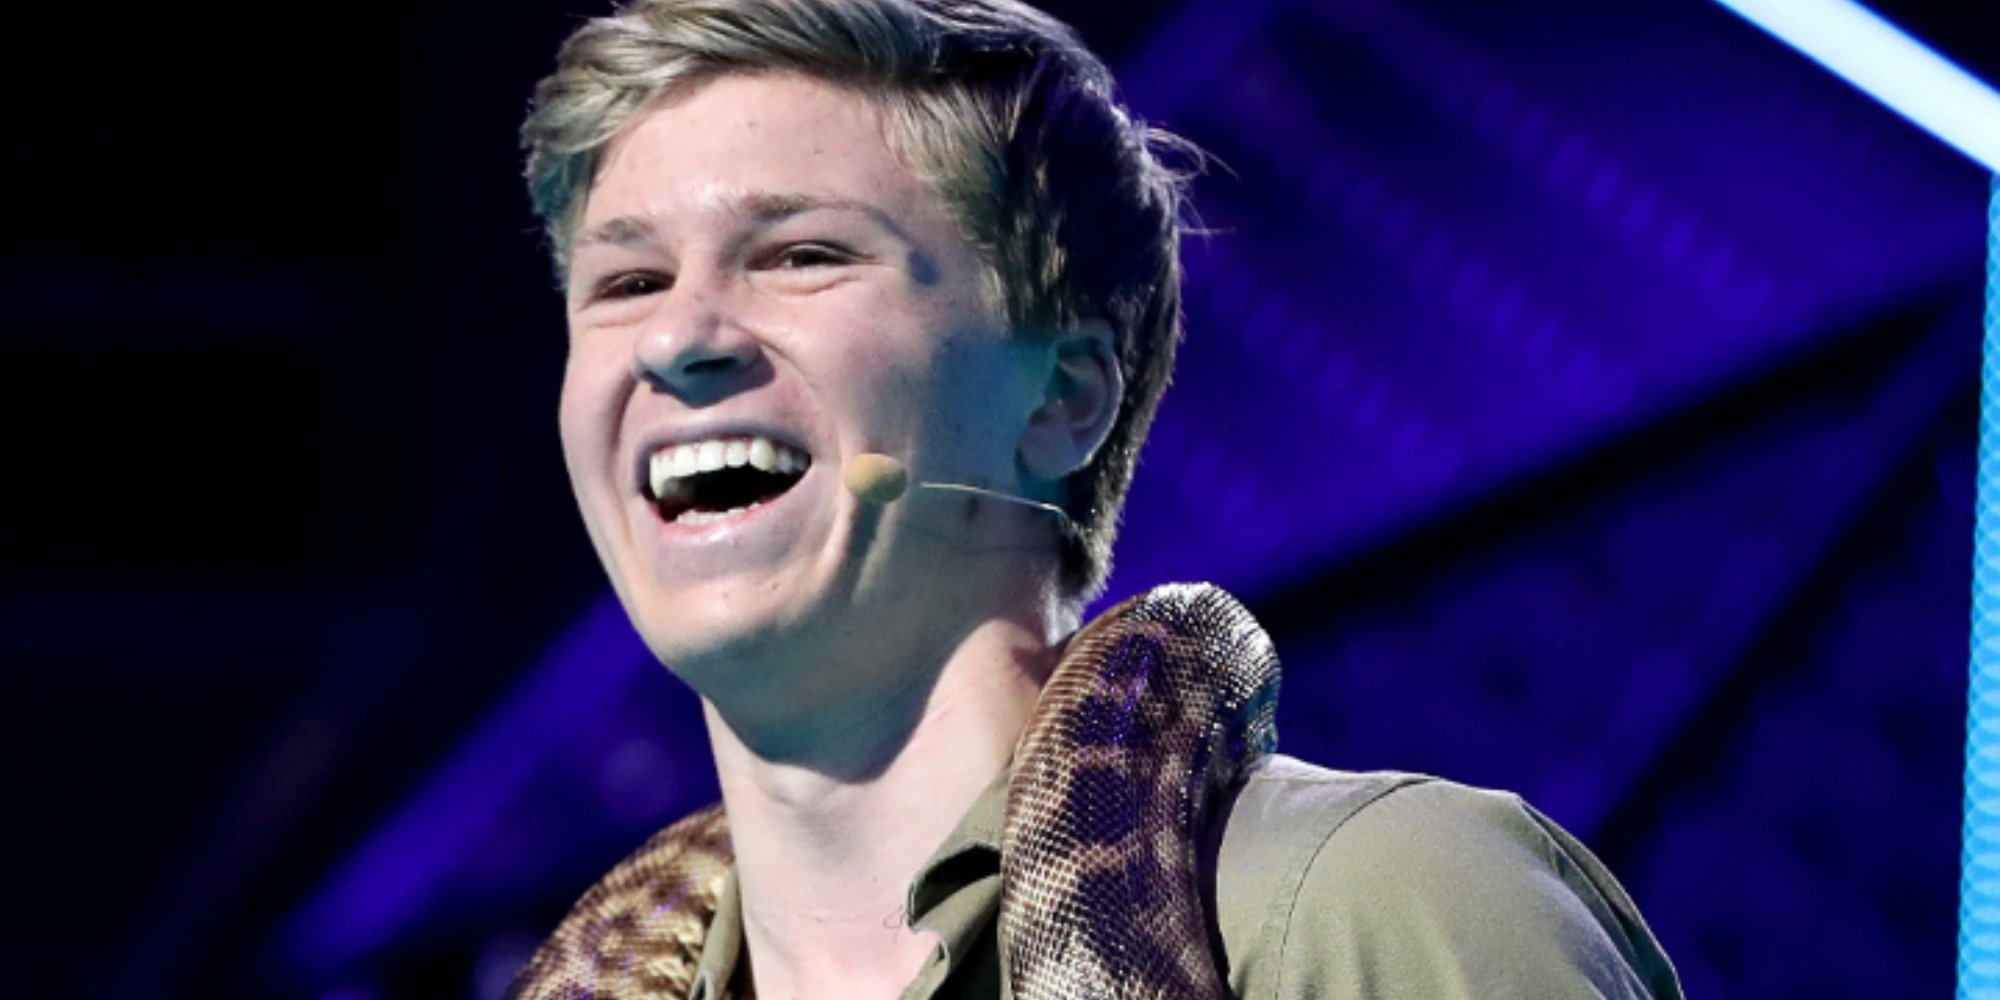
[570,192,911,253]
[571,214,661,253]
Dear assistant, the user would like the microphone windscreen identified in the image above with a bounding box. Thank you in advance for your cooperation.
[843,453,910,505]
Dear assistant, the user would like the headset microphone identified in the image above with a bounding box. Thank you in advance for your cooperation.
[842,453,1073,531]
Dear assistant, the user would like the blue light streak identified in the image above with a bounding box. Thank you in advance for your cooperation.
[1695,2,1999,993]
[1965,174,2000,1000]
[279,593,651,975]
[1707,0,2000,174]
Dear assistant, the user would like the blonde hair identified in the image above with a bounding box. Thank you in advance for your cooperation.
[522,0,1194,600]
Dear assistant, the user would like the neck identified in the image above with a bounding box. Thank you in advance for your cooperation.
[702,611,1066,999]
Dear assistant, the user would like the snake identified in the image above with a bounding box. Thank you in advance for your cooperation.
[509,582,1281,999]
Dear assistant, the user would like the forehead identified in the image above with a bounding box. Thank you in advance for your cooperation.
[581,71,945,234]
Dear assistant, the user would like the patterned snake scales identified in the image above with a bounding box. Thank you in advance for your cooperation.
[510,583,1282,999]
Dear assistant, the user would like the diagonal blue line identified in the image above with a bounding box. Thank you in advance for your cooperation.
[277,593,650,975]
[1708,0,2000,172]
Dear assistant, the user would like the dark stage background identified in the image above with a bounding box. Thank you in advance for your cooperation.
[5,0,1994,996]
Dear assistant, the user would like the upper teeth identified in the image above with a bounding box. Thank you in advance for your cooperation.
[648,434,808,499]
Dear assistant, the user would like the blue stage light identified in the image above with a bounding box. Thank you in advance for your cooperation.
[1708,0,2000,174]
[1700,1,1999,993]
[1965,173,2000,1000]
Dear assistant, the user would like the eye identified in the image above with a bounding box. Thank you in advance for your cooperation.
[595,270,671,300]
[759,242,854,270]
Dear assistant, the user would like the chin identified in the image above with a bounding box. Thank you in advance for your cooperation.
[620,562,841,683]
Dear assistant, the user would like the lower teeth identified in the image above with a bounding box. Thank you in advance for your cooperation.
[675,505,755,526]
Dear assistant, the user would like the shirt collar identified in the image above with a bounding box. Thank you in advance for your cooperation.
[906,764,1008,921]
[689,868,743,1000]
[687,765,1012,999]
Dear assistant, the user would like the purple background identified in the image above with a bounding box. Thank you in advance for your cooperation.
[3,0,1994,996]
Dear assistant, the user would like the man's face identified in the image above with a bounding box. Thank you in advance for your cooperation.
[560,71,1053,699]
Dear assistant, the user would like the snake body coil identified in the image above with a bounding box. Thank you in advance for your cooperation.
[512,583,1281,999]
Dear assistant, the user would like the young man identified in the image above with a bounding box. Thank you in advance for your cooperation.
[510,1,1682,997]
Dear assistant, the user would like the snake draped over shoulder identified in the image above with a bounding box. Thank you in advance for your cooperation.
[510,583,1282,999]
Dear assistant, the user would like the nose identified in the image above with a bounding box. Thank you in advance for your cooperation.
[631,288,767,404]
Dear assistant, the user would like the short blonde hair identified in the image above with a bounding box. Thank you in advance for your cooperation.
[522,0,1194,600]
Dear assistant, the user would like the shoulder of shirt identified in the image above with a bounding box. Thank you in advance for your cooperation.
[1213,753,1542,886]
[1204,753,1476,989]
[1206,754,1450,946]
[1209,754,1681,999]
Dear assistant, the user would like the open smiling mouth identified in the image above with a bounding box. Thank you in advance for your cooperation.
[647,435,812,526]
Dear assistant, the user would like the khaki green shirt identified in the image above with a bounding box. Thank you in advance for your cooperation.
[688,755,1682,999]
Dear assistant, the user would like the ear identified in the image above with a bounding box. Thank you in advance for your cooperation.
[1018,318,1124,487]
